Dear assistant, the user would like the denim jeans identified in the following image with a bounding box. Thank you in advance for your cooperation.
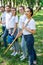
[24,34,36,65]
[2,29,8,47]
[14,39,20,52]
[13,29,20,52]
[2,26,6,33]
[21,35,27,56]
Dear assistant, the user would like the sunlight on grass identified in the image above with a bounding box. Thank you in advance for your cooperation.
[38,26,43,28]
[36,21,43,25]
[37,53,43,56]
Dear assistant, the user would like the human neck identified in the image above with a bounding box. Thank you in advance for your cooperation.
[27,16,32,20]
[21,12,24,15]
[12,14,16,16]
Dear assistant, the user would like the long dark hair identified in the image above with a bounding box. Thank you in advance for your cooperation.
[27,7,33,16]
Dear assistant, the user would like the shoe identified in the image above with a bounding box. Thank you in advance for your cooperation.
[20,54,24,58]
[11,52,18,56]
[11,51,15,56]
[33,61,37,65]
[10,46,15,50]
[20,55,26,61]
[13,52,18,56]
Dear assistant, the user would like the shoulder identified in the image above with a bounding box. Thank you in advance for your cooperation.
[30,18,35,24]
[7,12,12,16]
[10,12,12,15]
[15,15,18,22]
[22,14,26,18]
[4,12,6,14]
[20,14,26,18]
[11,16,15,19]
[3,12,6,16]
[22,14,27,22]
[15,15,18,18]
[24,18,28,25]
[24,18,28,23]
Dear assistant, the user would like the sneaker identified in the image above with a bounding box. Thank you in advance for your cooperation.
[20,55,26,61]
[33,61,37,65]
[10,46,15,50]
[11,52,18,56]
[11,51,15,56]
[20,54,24,58]
[13,52,18,56]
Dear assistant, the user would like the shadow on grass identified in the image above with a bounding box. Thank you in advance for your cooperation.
[37,55,43,65]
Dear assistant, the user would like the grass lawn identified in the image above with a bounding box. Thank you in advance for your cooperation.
[0,10,43,65]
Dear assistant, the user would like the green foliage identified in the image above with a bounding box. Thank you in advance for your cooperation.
[39,0,43,6]
[26,0,35,8]
[0,0,43,8]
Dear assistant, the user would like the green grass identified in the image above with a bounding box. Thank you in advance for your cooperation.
[0,10,43,65]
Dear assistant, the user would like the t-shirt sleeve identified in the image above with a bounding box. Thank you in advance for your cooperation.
[30,20,36,30]
[0,12,6,22]
[15,16,18,23]
[22,15,26,23]
[2,12,6,22]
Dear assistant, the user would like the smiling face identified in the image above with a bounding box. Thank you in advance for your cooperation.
[25,7,33,18]
[11,8,16,16]
[25,8,32,18]
[19,6,25,14]
[5,6,11,12]
[1,7,5,12]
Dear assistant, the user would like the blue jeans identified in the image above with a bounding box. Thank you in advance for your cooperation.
[21,35,27,56]
[24,34,36,65]
[14,29,20,52]
[14,39,20,52]
[2,29,8,47]
[2,26,6,33]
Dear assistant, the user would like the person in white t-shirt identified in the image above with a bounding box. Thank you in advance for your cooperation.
[18,6,27,60]
[0,6,6,33]
[23,7,37,65]
[7,7,20,56]
[2,5,12,48]
[14,7,37,65]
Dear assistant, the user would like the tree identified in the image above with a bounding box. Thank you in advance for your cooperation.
[26,0,35,8]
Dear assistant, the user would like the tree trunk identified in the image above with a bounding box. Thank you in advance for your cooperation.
[36,0,40,9]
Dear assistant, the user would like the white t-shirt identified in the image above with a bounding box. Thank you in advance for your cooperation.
[5,12,12,29]
[9,15,18,28]
[18,14,26,29]
[23,18,36,35]
[1,12,6,26]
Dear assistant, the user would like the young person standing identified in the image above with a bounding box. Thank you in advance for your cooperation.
[14,7,37,65]
[0,6,6,33]
[18,6,27,60]
[2,5,12,48]
[22,7,37,65]
[8,7,20,56]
